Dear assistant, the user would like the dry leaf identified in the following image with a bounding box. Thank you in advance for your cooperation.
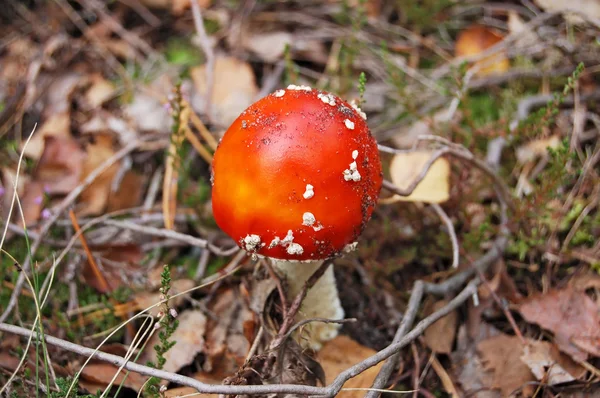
[516,135,560,163]
[191,56,259,127]
[455,25,509,76]
[243,31,293,62]
[79,362,147,393]
[23,112,71,160]
[43,73,87,116]
[81,244,143,294]
[451,324,502,398]
[124,91,172,133]
[164,367,232,397]
[568,271,600,292]
[518,288,600,361]
[205,289,239,362]
[520,340,586,385]
[134,279,195,316]
[35,135,86,194]
[1,168,27,228]
[318,335,383,397]
[534,0,600,24]
[141,310,207,373]
[477,334,535,397]
[19,180,44,227]
[507,11,538,50]
[424,299,458,354]
[106,171,144,212]
[78,134,120,216]
[387,150,450,204]
[84,74,116,108]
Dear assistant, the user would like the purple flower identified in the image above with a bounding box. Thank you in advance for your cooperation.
[0,186,5,197]
[41,209,51,219]
[34,196,43,205]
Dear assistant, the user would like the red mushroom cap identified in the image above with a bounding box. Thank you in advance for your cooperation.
[211,86,383,261]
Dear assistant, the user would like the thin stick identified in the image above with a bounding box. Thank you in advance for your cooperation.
[184,125,213,163]
[185,99,218,151]
[430,203,460,268]
[68,210,110,293]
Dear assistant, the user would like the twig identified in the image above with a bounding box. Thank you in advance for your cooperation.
[473,266,525,344]
[0,279,478,397]
[194,248,211,281]
[0,139,142,323]
[100,219,238,256]
[368,141,512,396]
[68,210,110,293]
[365,282,424,398]
[430,203,459,269]
[185,99,219,151]
[190,0,216,119]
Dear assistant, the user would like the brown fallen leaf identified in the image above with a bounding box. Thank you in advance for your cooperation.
[318,335,383,397]
[455,25,509,76]
[386,150,450,204]
[22,112,71,160]
[84,73,116,109]
[106,171,144,212]
[124,91,172,133]
[424,299,458,354]
[477,334,535,397]
[19,180,45,227]
[140,310,207,373]
[79,362,147,393]
[134,279,196,316]
[451,324,501,398]
[520,340,586,385]
[191,56,259,127]
[78,134,120,216]
[205,289,239,367]
[534,0,600,24]
[518,287,600,361]
[35,135,86,194]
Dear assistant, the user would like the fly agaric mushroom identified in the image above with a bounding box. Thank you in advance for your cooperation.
[211,85,383,349]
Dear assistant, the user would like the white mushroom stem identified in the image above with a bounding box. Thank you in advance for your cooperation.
[270,259,344,351]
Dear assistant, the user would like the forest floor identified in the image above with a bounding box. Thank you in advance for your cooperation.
[0,1,599,397]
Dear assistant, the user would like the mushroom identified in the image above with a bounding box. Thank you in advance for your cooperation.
[211,85,383,349]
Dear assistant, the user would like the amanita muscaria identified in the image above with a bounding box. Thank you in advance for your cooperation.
[211,85,383,349]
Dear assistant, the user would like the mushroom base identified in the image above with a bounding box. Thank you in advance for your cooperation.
[271,259,344,351]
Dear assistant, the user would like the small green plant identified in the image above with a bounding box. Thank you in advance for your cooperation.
[49,377,99,398]
[357,72,367,105]
[514,63,585,144]
[144,265,179,397]
[283,44,299,86]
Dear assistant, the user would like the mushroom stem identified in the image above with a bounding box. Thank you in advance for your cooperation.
[270,259,344,350]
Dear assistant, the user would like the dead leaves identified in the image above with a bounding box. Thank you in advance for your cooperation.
[191,56,259,127]
[477,334,536,396]
[318,335,384,397]
[518,287,600,362]
[36,135,85,195]
[141,310,208,373]
[424,299,458,354]
[386,150,451,204]
[454,25,509,76]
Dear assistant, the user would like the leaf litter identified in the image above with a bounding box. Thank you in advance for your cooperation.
[1,1,600,397]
